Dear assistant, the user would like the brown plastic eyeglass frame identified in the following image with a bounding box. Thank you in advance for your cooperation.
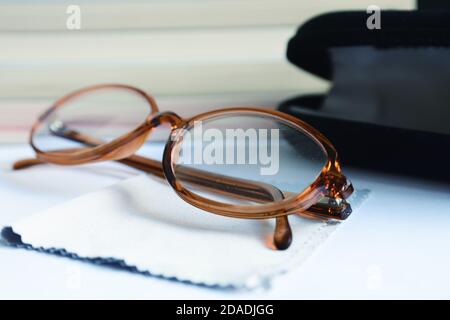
[13,84,354,250]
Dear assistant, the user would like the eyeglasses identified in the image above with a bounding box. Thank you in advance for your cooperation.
[13,84,354,250]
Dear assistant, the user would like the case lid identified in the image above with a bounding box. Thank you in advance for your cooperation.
[287,10,450,80]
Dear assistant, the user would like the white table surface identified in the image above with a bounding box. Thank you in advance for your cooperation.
[1,144,449,299]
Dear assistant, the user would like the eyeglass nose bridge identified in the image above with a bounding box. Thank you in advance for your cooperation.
[95,111,185,161]
[146,111,184,129]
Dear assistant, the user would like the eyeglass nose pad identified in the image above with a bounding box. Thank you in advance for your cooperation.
[273,215,292,250]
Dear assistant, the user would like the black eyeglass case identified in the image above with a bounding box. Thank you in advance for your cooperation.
[280,10,450,181]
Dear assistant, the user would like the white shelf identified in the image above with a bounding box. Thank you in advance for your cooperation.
[0,27,326,98]
[0,0,415,142]
[0,0,414,31]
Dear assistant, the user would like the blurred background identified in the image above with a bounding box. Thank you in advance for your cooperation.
[0,0,413,143]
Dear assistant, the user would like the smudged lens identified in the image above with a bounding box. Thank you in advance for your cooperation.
[172,113,327,207]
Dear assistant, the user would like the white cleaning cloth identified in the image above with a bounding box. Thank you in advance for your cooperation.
[2,174,369,289]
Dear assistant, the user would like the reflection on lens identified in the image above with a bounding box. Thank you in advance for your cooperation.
[33,87,152,153]
[173,113,327,207]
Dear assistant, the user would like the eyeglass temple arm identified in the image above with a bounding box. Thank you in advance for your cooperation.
[13,128,294,250]
[14,124,350,213]
[14,125,350,215]
[16,126,290,203]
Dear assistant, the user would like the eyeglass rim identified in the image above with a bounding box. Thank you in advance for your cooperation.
[162,107,347,218]
[29,83,159,163]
